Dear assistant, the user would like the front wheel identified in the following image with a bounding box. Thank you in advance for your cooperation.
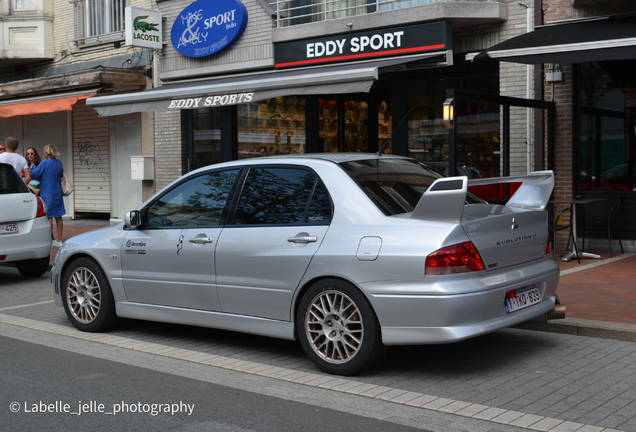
[61,257,119,332]
[16,257,49,277]
[297,279,385,376]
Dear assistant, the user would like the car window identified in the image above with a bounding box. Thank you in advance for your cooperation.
[341,159,439,215]
[0,164,28,194]
[234,167,331,225]
[306,180,332,225]
[145,169,240,228]
[341,158,485,215]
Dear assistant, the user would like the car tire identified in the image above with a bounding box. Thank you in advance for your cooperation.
[297,279,386,376]
[15,257,49,278]
[61,257,119,332]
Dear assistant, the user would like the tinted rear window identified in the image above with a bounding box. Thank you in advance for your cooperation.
[340,158,485,215]
[0,164,28,194]
[340,159,441,216]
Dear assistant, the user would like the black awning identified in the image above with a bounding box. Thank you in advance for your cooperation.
[474,16,636,64]
[87,51,451,116]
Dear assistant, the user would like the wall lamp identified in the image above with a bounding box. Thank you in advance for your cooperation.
[443,98,454,129]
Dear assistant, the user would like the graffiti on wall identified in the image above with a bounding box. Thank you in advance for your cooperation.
[77,140,109,180]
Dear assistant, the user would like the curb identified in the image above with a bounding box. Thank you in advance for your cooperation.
[516,317,636,343]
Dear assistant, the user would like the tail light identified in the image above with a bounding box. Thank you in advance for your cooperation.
[425,241,486,275]
[36,196,47,218]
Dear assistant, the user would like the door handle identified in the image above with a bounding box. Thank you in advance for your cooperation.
[189,237,214,244]
[287,236,317,243]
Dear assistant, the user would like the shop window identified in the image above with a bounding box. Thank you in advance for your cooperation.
[72,0,125,43]
[237,97,306,158]
[192,108,222,170]
[320,94,371,153]
[145,170,240,228]
[234,167,331,225]
[320,96,339,152]
[376,90,392,154]
[578,61,636,193]
[346,97,370,152]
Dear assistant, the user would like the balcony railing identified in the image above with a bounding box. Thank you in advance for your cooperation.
[269,0,487,27]
[71,0,125,44]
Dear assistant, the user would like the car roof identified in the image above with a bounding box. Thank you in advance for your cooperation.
[189,153,412,175]
[240,153,409,164]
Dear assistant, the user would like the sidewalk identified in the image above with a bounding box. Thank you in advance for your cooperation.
[521,250,636,342]
[51,218,636,341]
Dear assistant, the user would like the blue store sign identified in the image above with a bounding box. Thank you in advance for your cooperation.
[171,0,248,58]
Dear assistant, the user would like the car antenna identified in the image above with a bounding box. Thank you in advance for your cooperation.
[376,107,412,156]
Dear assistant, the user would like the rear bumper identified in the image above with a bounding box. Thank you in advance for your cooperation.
[361,257,560,345]
[0,217,51,263]
[380,295,559,345]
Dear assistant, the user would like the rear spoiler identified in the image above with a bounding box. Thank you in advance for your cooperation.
[410,170,554,223]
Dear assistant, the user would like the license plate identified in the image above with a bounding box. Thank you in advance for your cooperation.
[504,288,541,313]
[0,223,18,235]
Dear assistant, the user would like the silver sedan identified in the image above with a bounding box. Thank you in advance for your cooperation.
[51,154,561,375]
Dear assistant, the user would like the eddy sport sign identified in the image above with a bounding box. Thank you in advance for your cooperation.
[274,21,451,68]
[171,0,248,58]
[125,7,162,50]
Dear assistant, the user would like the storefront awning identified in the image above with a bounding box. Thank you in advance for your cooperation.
[0,92,94,118]
[474,16,636,64]
[87,52,450,116]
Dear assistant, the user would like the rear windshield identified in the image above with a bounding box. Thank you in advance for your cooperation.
[0,164,28,194]
[340,158,482,216]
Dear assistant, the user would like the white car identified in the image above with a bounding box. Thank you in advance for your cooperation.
[0,162,52,277]
[52,154,562,375]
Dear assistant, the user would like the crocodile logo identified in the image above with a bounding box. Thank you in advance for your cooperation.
[134,15,159,33]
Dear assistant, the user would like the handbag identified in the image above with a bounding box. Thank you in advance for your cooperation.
[61,172,74,196]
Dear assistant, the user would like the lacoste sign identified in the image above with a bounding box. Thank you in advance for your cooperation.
[125,7,163,49]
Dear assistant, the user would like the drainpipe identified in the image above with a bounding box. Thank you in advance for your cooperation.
[520,3,532,174]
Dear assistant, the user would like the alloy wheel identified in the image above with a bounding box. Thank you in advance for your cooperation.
[304,290,363,364]
[66,267,102,324]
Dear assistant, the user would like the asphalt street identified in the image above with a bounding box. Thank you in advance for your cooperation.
[1,264,635,431]
[1,335,434,432]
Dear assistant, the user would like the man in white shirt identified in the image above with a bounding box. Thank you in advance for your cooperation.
[0,137,31,185]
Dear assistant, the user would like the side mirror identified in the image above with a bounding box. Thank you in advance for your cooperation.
[125,210,141,228]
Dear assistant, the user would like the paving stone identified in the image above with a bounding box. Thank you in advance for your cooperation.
[528,417,565,431]
[510,414,544,428]
[472,407,507,421]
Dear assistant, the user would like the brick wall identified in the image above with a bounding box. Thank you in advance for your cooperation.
[500,1,535,176]
[153,110,185,191]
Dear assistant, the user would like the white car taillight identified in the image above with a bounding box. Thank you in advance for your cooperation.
[425,241,486,275]
[36,196,47,218]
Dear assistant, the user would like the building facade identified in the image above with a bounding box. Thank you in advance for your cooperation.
[0,0,155,219]
[91,0,541,200]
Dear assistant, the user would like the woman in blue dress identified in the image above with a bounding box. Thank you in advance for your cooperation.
[30,144,65,247]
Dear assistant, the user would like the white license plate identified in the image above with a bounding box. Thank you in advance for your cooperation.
[0,223,18,235]
[504,288,541,313]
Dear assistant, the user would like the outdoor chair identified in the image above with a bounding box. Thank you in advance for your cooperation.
[582,187,624,258]
[553,207,580,263]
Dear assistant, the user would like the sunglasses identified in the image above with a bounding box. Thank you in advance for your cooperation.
[0,148,5,151]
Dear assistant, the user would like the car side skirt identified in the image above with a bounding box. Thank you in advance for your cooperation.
[115,302,296,341]
[381,295,558,345]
